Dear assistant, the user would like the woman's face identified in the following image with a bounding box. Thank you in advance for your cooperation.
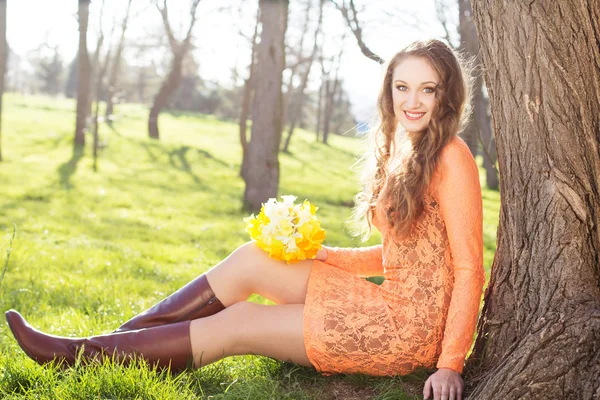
[391,56,440,134]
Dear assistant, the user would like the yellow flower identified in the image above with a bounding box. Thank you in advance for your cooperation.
[244,195,326,264]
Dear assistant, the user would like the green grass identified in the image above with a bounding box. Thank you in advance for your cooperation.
[0,93,499,399]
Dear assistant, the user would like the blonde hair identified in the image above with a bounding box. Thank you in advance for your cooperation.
[346,39,474,241]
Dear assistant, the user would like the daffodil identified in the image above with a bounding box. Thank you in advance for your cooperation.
[244,195,326,264]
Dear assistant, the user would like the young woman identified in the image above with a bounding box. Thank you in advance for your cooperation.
[5,39,484,400]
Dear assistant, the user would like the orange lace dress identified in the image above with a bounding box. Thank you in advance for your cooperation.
[302,136,485,376]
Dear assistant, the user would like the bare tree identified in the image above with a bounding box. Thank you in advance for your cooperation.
[105,0,133,124]
[282,0,324,153]
[282,0,312,127]
[320,34,345,145]
[88,0,108,120]
[242,0,289,211]
[0,0,6,162]
[75,0,91,147]
[148,0,201,139]
[239,5,260,181]
[92,30,113,172]
[463,1,600,398]
[315,54,324,141]
[330,0,383,65]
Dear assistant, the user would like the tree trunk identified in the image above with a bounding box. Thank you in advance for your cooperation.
[242,0,289,211]
[465,1,600,398]
[239,5,260,181]
[475,84,498,190]
[322,75,341,145]
[149,0,200,139]
[75,0,91,147]
[148,54,183,139]
[0,0,6,162]
[93,42,112,171]
[458,0,498,189]
[322,36,344,145]
[322,77,333,144]
[315,56,325,142]
[457,0,479,158]
[105,0,132,124]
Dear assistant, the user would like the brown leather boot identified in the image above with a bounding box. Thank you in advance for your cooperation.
[114,274,225,332]
[5,310,194,371]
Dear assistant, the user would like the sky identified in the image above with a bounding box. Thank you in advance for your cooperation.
[6,0,454,121]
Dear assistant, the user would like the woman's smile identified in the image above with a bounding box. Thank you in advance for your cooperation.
[404,111,426,120]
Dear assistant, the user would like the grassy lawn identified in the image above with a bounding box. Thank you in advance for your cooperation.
[0,93,499,399]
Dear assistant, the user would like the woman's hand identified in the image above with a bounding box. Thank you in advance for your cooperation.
[423,368,464,400]
[315,247,328,261]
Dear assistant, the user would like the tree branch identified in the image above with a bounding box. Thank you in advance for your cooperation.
[434,0,455,49]
[157,0,178,53]
[330,0,384,64]
[183,0,201,48]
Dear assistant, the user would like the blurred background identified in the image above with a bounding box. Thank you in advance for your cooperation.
[7,0,449,122]
[0,0,499,209]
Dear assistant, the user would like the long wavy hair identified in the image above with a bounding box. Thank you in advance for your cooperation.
[347,39,473,241]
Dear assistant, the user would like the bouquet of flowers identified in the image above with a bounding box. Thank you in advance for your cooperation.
[243,195,326,264]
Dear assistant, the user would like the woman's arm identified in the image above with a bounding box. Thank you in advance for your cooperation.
[320,244,384,278]
[435,139,486,374]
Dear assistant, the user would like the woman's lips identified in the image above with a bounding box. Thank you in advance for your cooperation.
[404,111,425,120]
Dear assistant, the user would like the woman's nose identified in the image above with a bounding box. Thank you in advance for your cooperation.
[405,92,420,109]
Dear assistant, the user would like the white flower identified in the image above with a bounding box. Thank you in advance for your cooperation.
[281,195,297,206]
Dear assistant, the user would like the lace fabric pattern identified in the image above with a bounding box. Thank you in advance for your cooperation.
[302,136,485,376]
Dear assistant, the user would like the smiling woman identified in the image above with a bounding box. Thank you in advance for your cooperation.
[391,58,440,134]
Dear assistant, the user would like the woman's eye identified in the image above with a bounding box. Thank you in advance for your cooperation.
[423,87,436,93]
[396,85,407,91]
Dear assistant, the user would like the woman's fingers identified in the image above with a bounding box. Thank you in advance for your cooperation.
[423,376,432,399]
[424,371,464,400]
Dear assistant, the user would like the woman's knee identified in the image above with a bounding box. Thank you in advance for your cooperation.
[231,241,269,278]
[221,301,259,354]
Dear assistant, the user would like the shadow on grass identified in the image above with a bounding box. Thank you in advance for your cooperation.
[139,141,230,185]
[58,145,84,190]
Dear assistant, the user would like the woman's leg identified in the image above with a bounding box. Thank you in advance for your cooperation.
[6,301,312,371]
[115,241,315,331]
[204,241,314,307]
[189,301,312,368]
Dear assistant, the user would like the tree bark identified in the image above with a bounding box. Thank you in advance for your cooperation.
[465,1,600,398]
[75,0,91,147]
[242,0,289,211]
[0,0,6,162]
[148,0,200,139]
